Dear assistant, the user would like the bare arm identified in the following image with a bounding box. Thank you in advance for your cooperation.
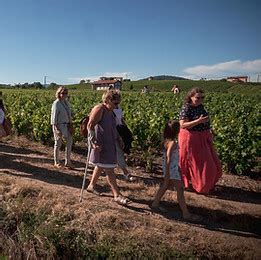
[165,141,175,179]
[87,104,104,130]
[87,104,104,150]
[180,115,209,129]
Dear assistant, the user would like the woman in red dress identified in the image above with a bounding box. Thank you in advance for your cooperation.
[179,88,222,193]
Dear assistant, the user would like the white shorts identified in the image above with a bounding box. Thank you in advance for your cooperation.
[94,163,117,169]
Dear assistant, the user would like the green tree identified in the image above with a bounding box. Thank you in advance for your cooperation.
[32,82,44,89]
[79,80,86,84]
[48,82,58,89]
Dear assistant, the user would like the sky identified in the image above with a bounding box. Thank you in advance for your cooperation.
[0,0,260,85]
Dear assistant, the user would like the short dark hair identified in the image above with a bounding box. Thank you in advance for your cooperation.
[163,120,180,140]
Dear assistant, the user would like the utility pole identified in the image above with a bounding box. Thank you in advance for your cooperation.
[43,76,47,87]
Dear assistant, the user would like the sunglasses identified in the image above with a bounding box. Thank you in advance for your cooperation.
[195,96,204,100]
[60,92,68,95]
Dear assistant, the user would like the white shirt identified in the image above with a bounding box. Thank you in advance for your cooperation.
[50,99,72,125]
[113,107,123,126]
[0,108,5,124]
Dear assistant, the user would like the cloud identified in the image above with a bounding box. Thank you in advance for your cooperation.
[68,71,135,83]
[183,59,261,80]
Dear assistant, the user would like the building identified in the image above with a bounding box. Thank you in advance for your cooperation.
[227,76,248,83]
[91,77,123,90]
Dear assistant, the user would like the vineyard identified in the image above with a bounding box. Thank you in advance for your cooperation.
[1,85,260,258]
[1,86,260,175]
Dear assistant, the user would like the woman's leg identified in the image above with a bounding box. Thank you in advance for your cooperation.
[53,125,62,166]
[104,168,120,199]
[87,166,102,190]
[65,133,73,166]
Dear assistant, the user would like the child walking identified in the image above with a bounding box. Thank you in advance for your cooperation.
[151,120,201,222]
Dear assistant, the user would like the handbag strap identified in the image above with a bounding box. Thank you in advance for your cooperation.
[61,100,72,122]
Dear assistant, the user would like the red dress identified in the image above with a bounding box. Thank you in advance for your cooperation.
[179,104,222,193]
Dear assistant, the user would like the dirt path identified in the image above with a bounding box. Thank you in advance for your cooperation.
[0,136,260,258]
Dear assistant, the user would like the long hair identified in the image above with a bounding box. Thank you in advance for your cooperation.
[184,87,204,104]
[163,120,180,141]
[55,86,68,99]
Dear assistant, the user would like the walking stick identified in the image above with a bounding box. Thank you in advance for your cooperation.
[79,137,92,202]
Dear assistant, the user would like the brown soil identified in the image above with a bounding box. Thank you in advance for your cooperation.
[0,136,260,259]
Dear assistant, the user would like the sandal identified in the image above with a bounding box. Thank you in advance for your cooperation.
[114,196,130,206]
[86,187,101,196]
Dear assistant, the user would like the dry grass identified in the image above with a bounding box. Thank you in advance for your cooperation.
[0,137,260,259]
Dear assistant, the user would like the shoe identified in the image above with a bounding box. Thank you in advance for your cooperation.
[64,163,75,169]
[54,163,62,168]
[114,196,130,206]
[123,174,136,182]
[86,186,101,196]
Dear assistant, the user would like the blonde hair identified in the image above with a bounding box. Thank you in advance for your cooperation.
[55,86,68,99]
[102,89,121,104]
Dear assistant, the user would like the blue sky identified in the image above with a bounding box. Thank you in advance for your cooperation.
[0,0,260,85]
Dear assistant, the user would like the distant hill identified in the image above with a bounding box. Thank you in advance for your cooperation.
[0,84,11,88]
[140,75,188,80]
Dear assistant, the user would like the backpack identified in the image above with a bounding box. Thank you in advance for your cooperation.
[80,115,90,138]
[79,104,105,138]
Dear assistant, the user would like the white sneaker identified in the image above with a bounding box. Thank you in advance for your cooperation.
[123,174,136,182]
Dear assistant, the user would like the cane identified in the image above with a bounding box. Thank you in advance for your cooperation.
[79,136,92,202]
